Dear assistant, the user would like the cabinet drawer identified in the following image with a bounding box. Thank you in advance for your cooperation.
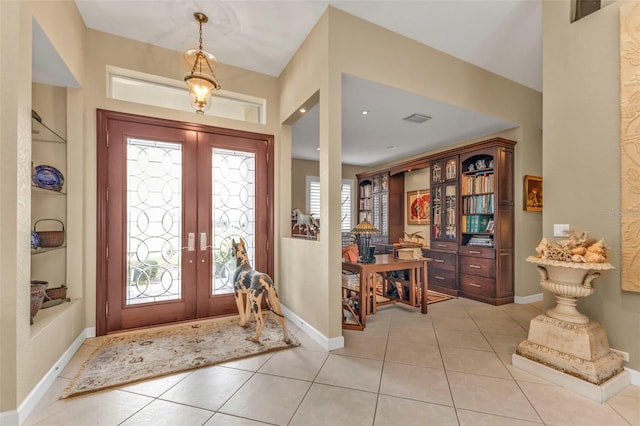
[425,251,457,272]
[459,273,495,295]
[459,257,495,278]
[430,241,458,251]
[428,268,457,290]
[459,246,495,259]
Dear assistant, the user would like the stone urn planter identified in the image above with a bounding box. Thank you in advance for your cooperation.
[514,255,627,395]
[525,256,614,324]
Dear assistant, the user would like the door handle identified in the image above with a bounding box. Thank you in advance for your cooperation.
[200,232,208,251]
[182,232,195,251]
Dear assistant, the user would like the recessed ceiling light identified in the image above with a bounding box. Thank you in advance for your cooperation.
[316,147,320,151]
[300,108,306,113]
[361,110,369,115]
[387,145,396,150]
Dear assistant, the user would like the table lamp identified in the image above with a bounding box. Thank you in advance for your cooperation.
[351,219,380,263]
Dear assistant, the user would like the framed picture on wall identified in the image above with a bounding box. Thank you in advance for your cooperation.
[524,175,543,212]
[407,189,430,225]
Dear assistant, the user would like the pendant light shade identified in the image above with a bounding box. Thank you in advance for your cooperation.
[184,12,220,114]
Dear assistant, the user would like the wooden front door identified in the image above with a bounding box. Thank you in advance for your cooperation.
[96,110,273,335]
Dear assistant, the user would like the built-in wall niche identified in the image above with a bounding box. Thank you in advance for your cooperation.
[289,93,320,240]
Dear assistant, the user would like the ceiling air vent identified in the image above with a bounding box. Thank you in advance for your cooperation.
[403,113,432,124]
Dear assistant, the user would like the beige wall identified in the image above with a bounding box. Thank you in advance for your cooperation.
[279,13,333,337]
[543,0,640,370]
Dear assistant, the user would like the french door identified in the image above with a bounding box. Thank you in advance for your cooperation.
[96,110,273,335]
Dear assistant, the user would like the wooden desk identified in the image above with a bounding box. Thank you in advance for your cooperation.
[342,254,429,330]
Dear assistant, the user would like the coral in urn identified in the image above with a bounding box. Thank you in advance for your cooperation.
[526,231,614,324]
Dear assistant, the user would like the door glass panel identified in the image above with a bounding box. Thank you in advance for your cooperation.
[211,148,255,295]
[126,139,182,305]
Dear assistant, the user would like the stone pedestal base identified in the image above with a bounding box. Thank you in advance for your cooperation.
[515,314,624,385]
[512,354,630,403]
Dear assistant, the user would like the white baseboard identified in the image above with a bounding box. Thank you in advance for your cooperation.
[626,366,640,387]
[281,304,344,351]
[0,410,18,426]
[13,327,95,425]
[515,293,543,304]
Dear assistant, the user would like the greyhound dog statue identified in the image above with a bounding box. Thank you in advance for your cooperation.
[231,238,290,343]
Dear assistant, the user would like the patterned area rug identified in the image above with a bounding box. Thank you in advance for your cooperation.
[425,290,456,304]
[61,315,299,399]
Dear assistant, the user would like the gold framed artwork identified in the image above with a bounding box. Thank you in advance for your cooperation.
[407,189,430,225]
[524,175,542,212]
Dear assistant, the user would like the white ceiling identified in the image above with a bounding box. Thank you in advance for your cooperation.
[70,0,540,166]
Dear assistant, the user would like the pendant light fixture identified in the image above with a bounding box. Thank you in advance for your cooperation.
[184,12,220,114]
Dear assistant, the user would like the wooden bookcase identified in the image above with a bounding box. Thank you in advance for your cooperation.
[357,137,515,305]
[458,142,514,305]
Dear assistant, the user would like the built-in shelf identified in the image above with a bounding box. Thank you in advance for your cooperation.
[31,185,66,196]
[32,118,67,144]
[31,245,66,256]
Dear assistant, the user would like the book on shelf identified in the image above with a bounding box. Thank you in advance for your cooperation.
[462,215,492,233]
[467,235,494,247]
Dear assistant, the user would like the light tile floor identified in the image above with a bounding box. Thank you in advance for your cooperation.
[24,298,640,426]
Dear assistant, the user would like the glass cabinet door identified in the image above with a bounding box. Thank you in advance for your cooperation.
[445,183,456,239]
[431,186,442,239]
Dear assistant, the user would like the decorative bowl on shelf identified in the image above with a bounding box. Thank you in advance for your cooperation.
[32,164,64,191]
[30,281,48,325]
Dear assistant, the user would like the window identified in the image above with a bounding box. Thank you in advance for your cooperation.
[306,176,353,232]
[107,66,265,124]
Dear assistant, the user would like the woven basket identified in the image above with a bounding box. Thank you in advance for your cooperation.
[34,219,65,248]
[45,285,67,300]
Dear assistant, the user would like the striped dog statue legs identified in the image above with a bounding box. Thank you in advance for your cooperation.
[232,238,290,343]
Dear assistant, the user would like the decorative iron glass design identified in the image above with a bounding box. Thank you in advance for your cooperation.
[211,148,256,294]
[126,139,182,304]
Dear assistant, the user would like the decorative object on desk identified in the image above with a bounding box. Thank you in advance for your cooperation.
[396,247,423,260]
[61,315,299,399]
[342,244,358,263]
[33,219,65,248]
[351,219,380,263]
[407,189,430,225]
[291,208,319,239]
[231,238,290,343]
[30,281,48,325]
[31,231,40,249]
[402,230,424,244]
[32,164,64,191]
[524,175,542,211]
